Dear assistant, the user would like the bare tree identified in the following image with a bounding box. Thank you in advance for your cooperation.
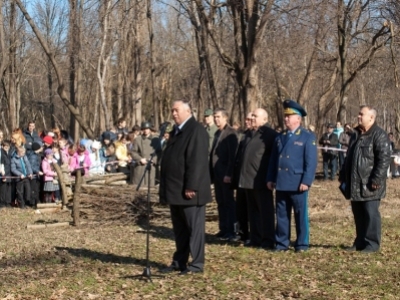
[15,0,95,139]
[194,0,276,114]
[97,0,117,131]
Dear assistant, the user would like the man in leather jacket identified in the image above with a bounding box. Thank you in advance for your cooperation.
[339,105,390,253]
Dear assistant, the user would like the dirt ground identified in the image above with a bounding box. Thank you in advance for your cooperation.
[1,176,400,299]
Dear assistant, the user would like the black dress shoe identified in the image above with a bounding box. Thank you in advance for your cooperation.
[295,249,308,253]
[220,233,235,241]
[228,235,241,242]
[270,248,289,253]
[214,231,226,238]
[179,268,203,276]
[244,241,260,248]
[161,265,180,273]
[344,246,357,252]
[360,248,379,254]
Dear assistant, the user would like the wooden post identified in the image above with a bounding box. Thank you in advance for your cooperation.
[73,169,82,227]
[53,163,68,208]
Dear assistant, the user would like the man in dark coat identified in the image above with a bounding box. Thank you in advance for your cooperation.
[237,108,277,249]
[159,100,212,275]
[319,123,340,180]
[231,112,253,243]
[339,105,390,253]
[209,108,238,240]
[23,121,42,153]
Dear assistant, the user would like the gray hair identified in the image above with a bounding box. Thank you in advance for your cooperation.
[174,99,192,112]
[360,105,377,118]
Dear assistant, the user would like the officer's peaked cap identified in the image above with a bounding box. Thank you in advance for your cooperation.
[283,99,307,117]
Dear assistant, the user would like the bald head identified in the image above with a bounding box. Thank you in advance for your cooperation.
[251,108,268,130]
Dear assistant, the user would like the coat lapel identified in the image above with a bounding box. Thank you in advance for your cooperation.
[164,117,193,149]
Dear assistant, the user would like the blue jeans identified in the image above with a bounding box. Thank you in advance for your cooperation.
[323,153,337,180]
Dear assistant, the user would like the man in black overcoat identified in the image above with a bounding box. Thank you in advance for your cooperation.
[209,108,239,240]
[159,100,212,275]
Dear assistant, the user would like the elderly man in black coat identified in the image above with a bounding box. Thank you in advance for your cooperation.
[237,108,278,249]
[339,105,390,253]
[159,100,212,275]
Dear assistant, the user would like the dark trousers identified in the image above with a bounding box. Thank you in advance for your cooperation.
[0,181,11,207]
[323,153,338,179]
[170,205,205,272]
[245,189,275,248]
[236,188,249,241]
[30,179,40,207]
[351,200,381,251]
[339,152,346,171]
[16,179,31,207]
[214,179,236,236]
[275,190,309,251]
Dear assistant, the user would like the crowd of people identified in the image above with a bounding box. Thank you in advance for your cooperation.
[0,118,167,209]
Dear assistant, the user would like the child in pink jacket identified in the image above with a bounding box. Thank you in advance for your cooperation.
[69,144,91,176]
[41,148,60,203]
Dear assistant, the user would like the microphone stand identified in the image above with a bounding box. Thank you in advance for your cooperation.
[129,152,163,282]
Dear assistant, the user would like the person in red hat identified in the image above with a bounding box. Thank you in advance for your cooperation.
[42,136,54,151]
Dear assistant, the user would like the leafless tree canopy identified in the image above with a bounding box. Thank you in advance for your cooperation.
[0,0,398,137]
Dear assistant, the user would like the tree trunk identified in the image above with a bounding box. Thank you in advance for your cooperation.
[8,0,18,130]
[146,0,158,128]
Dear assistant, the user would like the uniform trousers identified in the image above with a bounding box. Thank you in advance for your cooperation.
[351,199,381,251]
[214,179,236,236]
[275,190,309,251]
[245,189,275,248]
[170,205,205,272]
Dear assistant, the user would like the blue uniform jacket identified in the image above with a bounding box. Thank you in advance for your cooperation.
[267,127,317,191]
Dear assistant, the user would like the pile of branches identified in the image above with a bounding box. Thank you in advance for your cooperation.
[74,184,218,225]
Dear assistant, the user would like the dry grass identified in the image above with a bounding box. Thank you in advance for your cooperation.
[1,178,400,299]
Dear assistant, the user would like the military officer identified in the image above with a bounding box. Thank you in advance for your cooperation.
[130,121,161,186]
[266,100,317,253]
[204,109,218,153]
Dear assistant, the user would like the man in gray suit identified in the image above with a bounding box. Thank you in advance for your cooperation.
[210,108,239,240]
